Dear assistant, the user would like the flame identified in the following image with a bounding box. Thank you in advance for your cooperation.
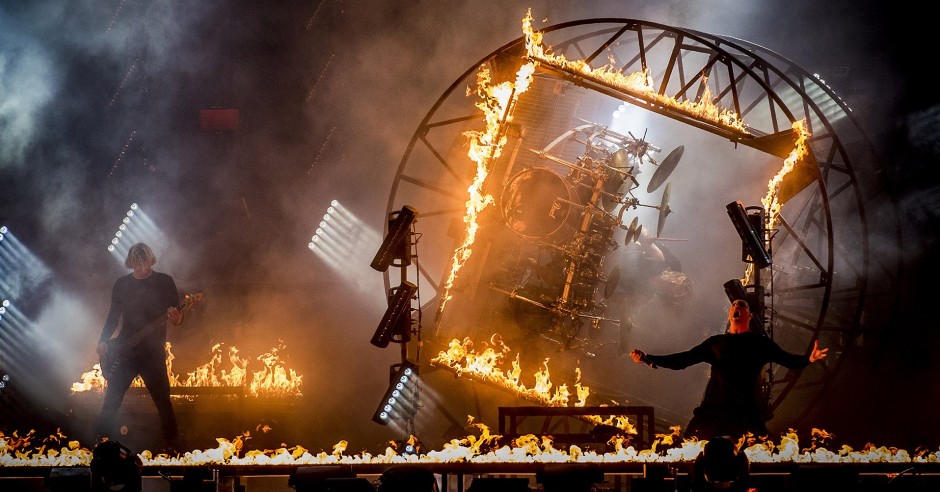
[4,427,927,467]
[70,342,302,398]
[522,10,746,133]
[743,118,811,284]
[438,59,537,313]
[431,336,588,407]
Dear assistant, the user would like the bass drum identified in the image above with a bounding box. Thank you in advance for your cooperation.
[501,167,582,243]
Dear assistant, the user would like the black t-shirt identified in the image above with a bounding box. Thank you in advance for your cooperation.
[99,272,180,353]
[647,332,810,412]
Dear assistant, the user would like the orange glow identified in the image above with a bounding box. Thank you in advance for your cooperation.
[430,336,588,407]
[438,60,537,312]
[2,427,930,466]
[522,10,747,133]
[743,118,811,284]
[70,342,302,398]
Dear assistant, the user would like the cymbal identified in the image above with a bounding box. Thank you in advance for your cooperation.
[657,182,673,238]
[647,145,684,193]
[624,216,639,244]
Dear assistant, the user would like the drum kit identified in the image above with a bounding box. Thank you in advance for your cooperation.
[493,122,684,355]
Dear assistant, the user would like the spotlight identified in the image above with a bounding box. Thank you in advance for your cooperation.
[0,226,7,234]
[122,217,130,224]
[0,234,4,242]
[115,231,122,238]
[372,361,419,425]
[90,441,142,492]
[722,279,747,302]
[108,245,115,252]
[331,199,339,207]
[723,279,766,335]
[316,227,324,236]
[327,206,336,214]
[3,300,10,307]
[692,436,750,492]
[370,205,417,272]
[130,203,138,210]
[111,238,119,245]
[370,281,417,348]
[119,224,126,231]
[726,201,771,269]
[126,210,134,217]
[323,214,332,221]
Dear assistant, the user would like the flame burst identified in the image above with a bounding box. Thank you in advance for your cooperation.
[70,342,302,398]
[522,10,746,132]
[743,118,811,284]
[438,60,536,313]
[431,336,588,407]
[2,426,932,467]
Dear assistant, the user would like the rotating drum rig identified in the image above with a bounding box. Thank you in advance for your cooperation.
[492,122,683,355]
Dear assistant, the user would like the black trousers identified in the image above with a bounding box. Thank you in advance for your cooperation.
[684,403,767,441]
[97,348,179,447]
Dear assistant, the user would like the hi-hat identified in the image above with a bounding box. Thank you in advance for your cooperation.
[647,145,684,193]
[656,182,673,238]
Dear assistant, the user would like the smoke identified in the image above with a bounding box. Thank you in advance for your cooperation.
[0,0,933,450]
[0,18,55,169]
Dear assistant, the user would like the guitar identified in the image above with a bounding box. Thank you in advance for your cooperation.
[99,292,204,381]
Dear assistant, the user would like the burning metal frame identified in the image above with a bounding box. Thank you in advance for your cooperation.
[385,12,900,429]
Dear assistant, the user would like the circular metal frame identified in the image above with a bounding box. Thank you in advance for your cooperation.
[385,18,896,427]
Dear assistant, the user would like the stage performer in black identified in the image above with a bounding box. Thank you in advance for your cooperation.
[630,299,827,440]
[96,242,184,451]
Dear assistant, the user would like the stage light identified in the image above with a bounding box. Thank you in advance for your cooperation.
[0,226,7,234]
[692,436,750,492]
[0,234,4,242]
[328,206,336,214]
[3,300,10,307]
[723,279,747,302]
[372,361,419,425]
[130,203,138,210]
[90,441,142,492]
[370,205,417,272]
[370,281,417,348]
[126,210,134,217]
[323,214,332,222]
[723,278,766,335]
[331,199,339,207]
[613,110,621,118]
[726,201,772,269]
[122,217,130,224]
[316,227,324,236]
[107,245,115,252]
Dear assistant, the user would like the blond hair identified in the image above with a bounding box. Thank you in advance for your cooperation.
[125,242,157,269]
